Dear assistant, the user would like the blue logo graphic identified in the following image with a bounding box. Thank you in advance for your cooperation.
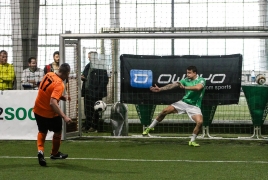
[130,69,153,88]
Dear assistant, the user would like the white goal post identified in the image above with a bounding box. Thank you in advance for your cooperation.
[60,32,268,140]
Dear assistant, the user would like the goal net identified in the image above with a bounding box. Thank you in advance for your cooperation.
[61,33,268,139]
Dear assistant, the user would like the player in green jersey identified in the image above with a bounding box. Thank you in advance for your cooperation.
[142,66,206,147]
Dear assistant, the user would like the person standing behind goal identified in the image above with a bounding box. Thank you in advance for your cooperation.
[33,63,72,166]
[81,51,92,123]
[44,51,60,74]
[142,66,206,147]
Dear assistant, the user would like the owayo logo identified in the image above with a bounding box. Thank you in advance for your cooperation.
[130,69,227,88]
[130,69,153,88]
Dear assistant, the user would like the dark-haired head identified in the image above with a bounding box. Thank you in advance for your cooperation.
[88,51,98,60]
[88,51,97,55]
[0,50,7,55]
[28,57,37,70]
[59,63,70,74]
[186,66,198,80]
[28,57,36,64]
[58,63,70,81]
[53,51,60,64]
[0,50,8,64]
[187,66,197,73]
[53,51,59,57]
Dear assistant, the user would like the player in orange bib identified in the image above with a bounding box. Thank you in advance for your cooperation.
[33,63,72,166]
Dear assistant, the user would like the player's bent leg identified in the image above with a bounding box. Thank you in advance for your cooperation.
[142,105,177,136]
[156,105,178,122]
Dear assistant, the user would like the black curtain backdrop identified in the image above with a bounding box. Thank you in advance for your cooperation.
[120,54,242,105]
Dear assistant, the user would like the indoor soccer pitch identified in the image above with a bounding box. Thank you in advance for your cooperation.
[0,138,267,180]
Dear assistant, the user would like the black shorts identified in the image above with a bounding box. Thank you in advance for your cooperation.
[34,113,62,133]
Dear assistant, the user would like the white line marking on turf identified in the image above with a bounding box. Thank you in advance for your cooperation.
[0,156,267,164]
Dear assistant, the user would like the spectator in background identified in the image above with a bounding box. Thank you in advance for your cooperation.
[44,51,60,74]
[81,52,92,126]
[81,51,92,97]
[82,52,109,132]
[0,50,15,90]
[21,57,44,90]
[251,70,256,84]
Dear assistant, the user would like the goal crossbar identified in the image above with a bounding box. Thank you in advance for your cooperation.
[60,32,268,40]
[101,26,268,33]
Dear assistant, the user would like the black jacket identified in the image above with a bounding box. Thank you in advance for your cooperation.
[85,68,109,99]
[81,63,90,97]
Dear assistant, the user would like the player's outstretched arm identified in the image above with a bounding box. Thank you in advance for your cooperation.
[150,84,161,92]
[50,98,73,124]
[150,82,180,93]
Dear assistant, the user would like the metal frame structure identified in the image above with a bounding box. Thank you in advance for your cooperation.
[60,39,81,140]
[60,32,268,140]
[101,26,268,33]
[60,32,268,40]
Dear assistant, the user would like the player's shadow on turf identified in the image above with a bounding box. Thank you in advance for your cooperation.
[51,162,112,173]
[0,163,138,175]
[51,162,138,174]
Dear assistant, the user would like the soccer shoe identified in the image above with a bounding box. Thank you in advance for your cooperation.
[81,126,88,132]
[38,151,46,166]
[88,127,98,133]
[189,141,200,147]
[50,152,68,159]
[142,128,154,136]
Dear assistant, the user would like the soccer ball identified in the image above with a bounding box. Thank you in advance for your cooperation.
[94,100,107,112]
[256,75,266,85]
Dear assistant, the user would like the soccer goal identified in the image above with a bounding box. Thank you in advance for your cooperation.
[60,31,268,140]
